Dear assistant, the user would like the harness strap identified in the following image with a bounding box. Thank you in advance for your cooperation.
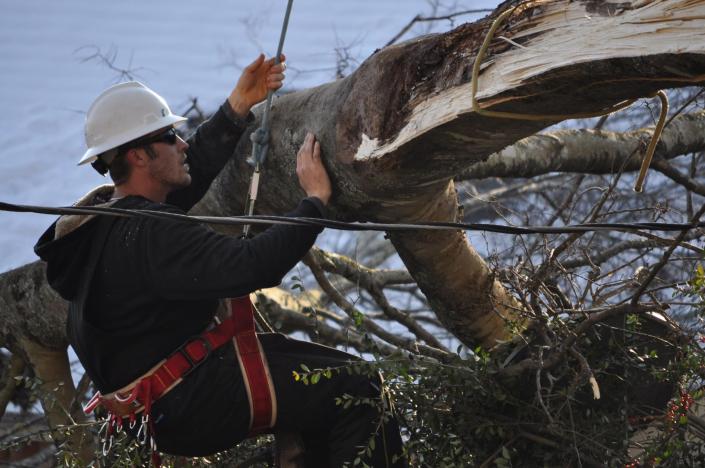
[83,295,276,450]
[230,296,277,435]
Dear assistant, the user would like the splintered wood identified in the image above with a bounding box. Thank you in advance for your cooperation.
[353,0,705,162]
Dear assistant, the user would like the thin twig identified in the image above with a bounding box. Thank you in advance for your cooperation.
[308,248,447,351]
[303,252,450,361]
[631,202,705,304]
[535,347,554,424]
[69,372,92,417]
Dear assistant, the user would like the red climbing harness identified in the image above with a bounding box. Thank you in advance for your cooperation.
[83,296,276,461]
[228,296,277,434]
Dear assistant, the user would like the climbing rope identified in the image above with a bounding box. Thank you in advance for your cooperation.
[3,201,705,236]
[242,0,294,238]
[471,5,670,192]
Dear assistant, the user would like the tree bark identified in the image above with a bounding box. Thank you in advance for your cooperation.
[194,0,705,347]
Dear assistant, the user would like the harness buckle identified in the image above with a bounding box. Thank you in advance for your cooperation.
[175,336,212,376]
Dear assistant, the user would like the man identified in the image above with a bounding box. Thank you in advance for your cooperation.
[34,55,404,467]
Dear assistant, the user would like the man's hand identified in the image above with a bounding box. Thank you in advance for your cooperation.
[228,54,286,118]
[296,133,332,206]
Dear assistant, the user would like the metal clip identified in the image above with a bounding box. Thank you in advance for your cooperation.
[102,434,114,456]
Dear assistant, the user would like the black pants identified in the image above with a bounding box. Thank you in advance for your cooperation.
[151,333,406,467]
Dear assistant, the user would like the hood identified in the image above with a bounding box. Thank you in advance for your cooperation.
[34,185,116,301]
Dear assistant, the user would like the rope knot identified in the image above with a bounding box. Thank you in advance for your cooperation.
[248,128,270,166]
[250,127,269,146]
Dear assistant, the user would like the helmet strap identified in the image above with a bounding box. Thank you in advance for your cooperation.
[91,157,110,176]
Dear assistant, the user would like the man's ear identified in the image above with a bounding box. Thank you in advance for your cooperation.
[125,148,149,168]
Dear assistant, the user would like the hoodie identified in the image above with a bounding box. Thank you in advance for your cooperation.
[34,103,325,393]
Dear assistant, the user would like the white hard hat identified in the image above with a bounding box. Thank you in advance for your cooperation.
[78,81,187,166]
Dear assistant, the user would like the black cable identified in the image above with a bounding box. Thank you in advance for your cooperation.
[1,200,704,235]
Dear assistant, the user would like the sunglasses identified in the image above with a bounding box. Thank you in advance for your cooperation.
[95,127,181,175]
[119,128,179,154]
[132,127,179,147]
[111,127,180,164]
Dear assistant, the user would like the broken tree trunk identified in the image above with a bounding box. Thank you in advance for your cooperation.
[194,0,705,347]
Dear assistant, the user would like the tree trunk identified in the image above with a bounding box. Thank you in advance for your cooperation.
[194,0,705,347]
[0,262,93,461]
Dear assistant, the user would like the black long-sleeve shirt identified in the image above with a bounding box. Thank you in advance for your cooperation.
[35,102,325,393]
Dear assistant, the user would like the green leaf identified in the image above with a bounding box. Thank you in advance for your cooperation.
[352,310,364,327]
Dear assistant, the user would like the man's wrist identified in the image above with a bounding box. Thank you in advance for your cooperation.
[303,197,328,218]
[227,94,251,119]
[307,193,330,206]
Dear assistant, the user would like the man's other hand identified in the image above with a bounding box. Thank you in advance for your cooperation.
[228,54,286,118]
[296,133,331,206]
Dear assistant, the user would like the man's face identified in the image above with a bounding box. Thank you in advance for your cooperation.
[144,129,191,192]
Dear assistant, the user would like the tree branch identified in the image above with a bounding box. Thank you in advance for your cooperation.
[560,231,705,270]
[303,252,451,360]
[652,158,705,196]
[307,248,447,350]
[460,110,705,180]
[631,203,705,303]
